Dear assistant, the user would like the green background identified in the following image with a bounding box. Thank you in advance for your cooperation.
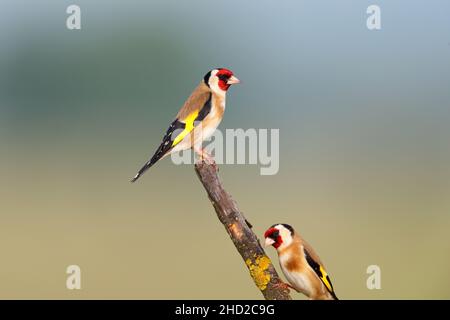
[1,0,449,299]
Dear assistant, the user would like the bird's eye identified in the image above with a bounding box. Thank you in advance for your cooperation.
[272,230,280,239]
[218,74,229,81]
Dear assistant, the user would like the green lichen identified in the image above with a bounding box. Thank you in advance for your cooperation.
[245,256,271,291]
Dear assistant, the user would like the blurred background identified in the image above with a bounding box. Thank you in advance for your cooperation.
[0,0,449,299]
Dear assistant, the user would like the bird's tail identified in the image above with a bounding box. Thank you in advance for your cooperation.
[130,155,160,183]
[131,125,176,182]
[330,291,339,300]
[130,162,149,183]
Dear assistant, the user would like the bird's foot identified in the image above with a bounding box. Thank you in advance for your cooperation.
[195,148,217,170]
[203,154,218,171]
[273,281,295,291]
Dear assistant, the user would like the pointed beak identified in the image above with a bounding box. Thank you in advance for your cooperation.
[264,237,275,247]
[227,75,240,85]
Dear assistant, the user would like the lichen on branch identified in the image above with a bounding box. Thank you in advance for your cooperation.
[194,161,291,300]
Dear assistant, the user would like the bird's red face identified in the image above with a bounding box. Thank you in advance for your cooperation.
[264,224,294,250]
[204,68,240,92]
[215,68,240,91]
[264,227,283,249]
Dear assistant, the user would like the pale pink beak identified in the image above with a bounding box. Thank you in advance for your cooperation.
[227,75,240,85]
[264,237,275,247]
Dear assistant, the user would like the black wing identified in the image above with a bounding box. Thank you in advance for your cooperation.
[131,119,185,182]
[195,94,212,122]
[131,94,212,182]
[304,249,338,300]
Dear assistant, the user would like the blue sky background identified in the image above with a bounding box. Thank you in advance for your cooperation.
[0,0,449,299]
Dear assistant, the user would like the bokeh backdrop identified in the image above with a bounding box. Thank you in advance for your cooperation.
[1,0,449,299]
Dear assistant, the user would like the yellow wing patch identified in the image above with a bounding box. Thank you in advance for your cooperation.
[171,111,199,147]
[319,265,332,292]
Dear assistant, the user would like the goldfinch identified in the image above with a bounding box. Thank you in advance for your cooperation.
[131,68,240,182]
[264,224,338,300]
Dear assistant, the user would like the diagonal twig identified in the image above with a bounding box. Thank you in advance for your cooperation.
[194,161,292,300]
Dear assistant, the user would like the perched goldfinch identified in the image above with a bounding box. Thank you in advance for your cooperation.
[131,68,240,182]
[264,224,338,300]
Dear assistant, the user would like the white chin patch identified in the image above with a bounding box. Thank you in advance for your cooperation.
[265,238,275,247]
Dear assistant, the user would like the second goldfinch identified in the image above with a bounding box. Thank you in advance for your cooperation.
[264,224,338,300]
[131,68,240,182]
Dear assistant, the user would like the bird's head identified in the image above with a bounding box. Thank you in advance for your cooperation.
[204,68,240,93]
[264,223,295,250]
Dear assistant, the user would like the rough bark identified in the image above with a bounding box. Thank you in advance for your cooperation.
[195,161,292,300]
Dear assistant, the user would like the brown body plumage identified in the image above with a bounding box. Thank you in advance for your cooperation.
[265,224,338,300]
[131,68,239,182]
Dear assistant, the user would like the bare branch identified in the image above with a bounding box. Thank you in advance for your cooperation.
[195,162,292,300]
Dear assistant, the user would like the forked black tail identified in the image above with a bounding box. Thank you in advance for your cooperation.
[131,119,185,182]
[130,157,158,183]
